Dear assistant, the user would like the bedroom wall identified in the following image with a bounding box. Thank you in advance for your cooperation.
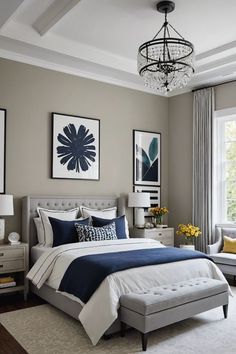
[0,58,169,237]
[168,92,193,245]
[168,81,236,244]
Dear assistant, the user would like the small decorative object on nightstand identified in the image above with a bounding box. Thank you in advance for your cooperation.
[8,232,21,245]
[0,242,28,300]
[0,195,14,244]
[129,227,174,247]
[128,192,150,228]
[149,206,169,227]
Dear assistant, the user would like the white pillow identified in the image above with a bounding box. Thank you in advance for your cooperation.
[80,206,129,237]
[37,207,79,246]
[124,217,129,238]
[34,217,44,245]
[80,206,117,220]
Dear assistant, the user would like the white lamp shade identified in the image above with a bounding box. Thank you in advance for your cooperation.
[0,195,14,215]
[128,192,150,208]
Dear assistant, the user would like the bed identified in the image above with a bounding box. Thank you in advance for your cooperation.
[22,195,126,337]
[23,195,228,346]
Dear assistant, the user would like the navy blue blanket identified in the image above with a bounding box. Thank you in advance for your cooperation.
[58,247,211,303]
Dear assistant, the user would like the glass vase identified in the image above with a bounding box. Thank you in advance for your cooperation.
[153,215,163,227]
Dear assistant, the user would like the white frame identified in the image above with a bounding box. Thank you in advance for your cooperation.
[52,112,100,181]
[214,107,236,223]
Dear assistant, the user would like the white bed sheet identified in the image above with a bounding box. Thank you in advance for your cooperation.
[31,245,51,264]
[27,239,229,346]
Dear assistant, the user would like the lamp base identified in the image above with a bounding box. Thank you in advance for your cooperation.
[135,208,145,228]
[0,218,5,243]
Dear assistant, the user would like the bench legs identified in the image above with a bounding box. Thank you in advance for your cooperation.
[120,322,148,351]
[141,333,148,351]
[120,322,126,337]
[223,304,228,319]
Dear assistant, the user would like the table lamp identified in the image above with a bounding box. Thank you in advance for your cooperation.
[0,195,14,244]
[128,192,150,227]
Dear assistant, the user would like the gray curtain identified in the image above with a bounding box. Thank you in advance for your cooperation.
[193,87,215,252]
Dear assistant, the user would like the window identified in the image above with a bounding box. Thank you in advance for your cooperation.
[214,108,236,223]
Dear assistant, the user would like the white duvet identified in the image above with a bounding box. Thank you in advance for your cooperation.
[27,238,228,345]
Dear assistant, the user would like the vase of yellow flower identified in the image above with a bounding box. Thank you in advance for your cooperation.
[176,223,201,250]
[149,207,169,227]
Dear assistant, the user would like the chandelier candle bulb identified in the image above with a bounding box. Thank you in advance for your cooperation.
[137,0,195,93]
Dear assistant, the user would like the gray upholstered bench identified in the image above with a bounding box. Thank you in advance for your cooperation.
[120,278,229,351]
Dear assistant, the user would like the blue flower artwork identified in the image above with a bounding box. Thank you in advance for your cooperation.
[57,124,96,173]
[134,130,161,186]
[52,113,100,180]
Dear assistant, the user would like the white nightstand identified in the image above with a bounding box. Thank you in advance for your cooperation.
[129,227,174,247]
[0,242,29,300]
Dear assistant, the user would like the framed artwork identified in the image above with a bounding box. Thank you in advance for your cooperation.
[134,185,161,218]
[133,130,161,186]
[52,113,100,180]
[0,109,6,194]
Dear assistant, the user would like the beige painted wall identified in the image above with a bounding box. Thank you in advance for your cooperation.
[0,58,168,237]
[168,92,193,245]
[168,81,236,245]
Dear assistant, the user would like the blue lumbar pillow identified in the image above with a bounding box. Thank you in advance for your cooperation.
[49,217,89,247]
[92,215,127,239]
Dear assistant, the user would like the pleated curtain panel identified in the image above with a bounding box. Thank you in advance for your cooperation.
[193,87,215,252]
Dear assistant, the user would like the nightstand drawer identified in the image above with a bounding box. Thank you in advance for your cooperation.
[155,230,173,238]
[0,259,24,272]
[0,248,24,260]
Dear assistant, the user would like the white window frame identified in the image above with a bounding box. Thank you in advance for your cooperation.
[214,107,236,224]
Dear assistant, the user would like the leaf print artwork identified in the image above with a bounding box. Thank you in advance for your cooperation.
[57,124,96,173]
[149,138,158,161]
[134,130,161,186]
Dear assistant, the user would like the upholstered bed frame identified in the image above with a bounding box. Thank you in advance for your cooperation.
[22,195,126,334]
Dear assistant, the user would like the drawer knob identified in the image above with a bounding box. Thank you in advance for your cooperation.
[0,264,3,268]
[0,253,4,257]
[158,233,162,236]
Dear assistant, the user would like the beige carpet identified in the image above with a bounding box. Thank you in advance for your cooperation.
[0,289,236,354]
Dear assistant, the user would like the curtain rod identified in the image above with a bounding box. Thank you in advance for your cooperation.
[192,78,236,93]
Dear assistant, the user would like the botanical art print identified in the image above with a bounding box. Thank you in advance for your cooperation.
[133,130,161,186]
[52,113,100,180]
[0,109,6,193]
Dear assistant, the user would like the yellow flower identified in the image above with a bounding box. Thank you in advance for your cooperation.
[149,206,169,217]
[176,223,201,238]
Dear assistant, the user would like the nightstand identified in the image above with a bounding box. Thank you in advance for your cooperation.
[129,227,174,247]
[0,243,29,300]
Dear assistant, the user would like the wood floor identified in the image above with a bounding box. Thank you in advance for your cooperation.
[0,293,44,354]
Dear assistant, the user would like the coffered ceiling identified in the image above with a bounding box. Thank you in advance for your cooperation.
[0,0,236,96]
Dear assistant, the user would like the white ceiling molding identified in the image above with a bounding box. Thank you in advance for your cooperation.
[0,35,156,96]
[33,0,81,36]
[0,0,24,29]
[0,0,236,97]
[1,21,136,74]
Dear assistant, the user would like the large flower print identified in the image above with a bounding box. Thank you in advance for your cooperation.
[57,124,96,173]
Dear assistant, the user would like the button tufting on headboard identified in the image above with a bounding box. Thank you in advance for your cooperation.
[22,195,126,257]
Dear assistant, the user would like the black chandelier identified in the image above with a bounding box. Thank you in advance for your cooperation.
[137,0,195,93]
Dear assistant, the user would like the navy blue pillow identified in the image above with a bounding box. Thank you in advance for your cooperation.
[49,217,89,247]
[92,215,127,239]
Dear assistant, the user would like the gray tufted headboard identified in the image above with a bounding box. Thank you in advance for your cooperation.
[22,195,126,251]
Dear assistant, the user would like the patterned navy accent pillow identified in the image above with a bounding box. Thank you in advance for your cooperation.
[92,215,127,239]
[75,222,117,242]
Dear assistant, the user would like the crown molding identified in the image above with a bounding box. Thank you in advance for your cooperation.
[1,19,236,97]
